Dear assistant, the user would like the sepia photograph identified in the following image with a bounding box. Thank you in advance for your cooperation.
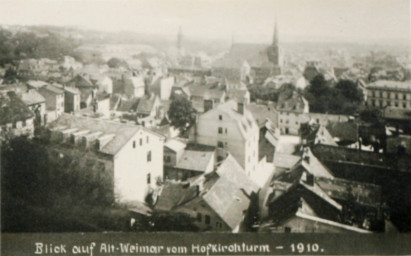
[1,0,411,254]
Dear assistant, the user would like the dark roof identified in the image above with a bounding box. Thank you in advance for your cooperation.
[315,176,382,207]
[155,181,197,212]
[0,91,34,125]
[277,91,308,113]
[326,121,358,142]
[136,95,157,114]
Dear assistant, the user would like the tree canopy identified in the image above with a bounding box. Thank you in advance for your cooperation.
[168,97,197,133]
[0,28,79,66]
[304,75,364,115]
[107,57,129,68]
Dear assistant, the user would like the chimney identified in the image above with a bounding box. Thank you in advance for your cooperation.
[238,102,245,115]
[305,172,314,186]
[204,99,213,112]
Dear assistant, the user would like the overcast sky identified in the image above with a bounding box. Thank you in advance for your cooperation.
[0,0,410,43]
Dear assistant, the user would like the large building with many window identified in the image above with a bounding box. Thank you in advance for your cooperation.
[366,80,411,109]
[190,100,259,177]
[41,114,164,203]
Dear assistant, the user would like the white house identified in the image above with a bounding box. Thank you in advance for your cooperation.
[190,100,259,177]
[46,114,164,203]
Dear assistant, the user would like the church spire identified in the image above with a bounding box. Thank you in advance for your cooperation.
[273,18,279,46]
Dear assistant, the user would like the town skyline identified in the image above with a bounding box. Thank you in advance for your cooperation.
[0,0,410,44]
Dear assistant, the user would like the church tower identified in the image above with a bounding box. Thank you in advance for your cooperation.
[267,19,281,66]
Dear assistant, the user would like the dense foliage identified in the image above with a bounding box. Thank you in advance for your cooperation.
[168,97,197,133]
[0,136,128,232]
[304,75,364,115]
[0,28,79,66]
[107,57,129,68]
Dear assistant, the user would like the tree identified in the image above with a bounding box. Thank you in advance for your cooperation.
[168,97,197,133]
[335,79,363,103]
[107,57,129,68]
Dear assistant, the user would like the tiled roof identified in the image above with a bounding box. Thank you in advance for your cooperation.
[367,80,411,91]
[216,154,258,195]
[136,95,157,114]
[315,176,381,207]
[274,153,300,169]
[175,150,214,172]
[247,102,277,128]
[40,84,64,94]
[0,91,34,125]
[277,91,308,113]
[26,80,48,89]
[202,175,252,230]
[21,89,45,105]
[165,138,186,152]
[47,114,147,155]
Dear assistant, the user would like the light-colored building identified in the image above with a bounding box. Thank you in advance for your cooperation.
[38,83,65,123]
[276,91,309,135]
[155,154,258,232]
[44,114,164,203]
[190,100,259,177]
[366,80,411,109]
[124,76,145,98]
[0,91,35,138]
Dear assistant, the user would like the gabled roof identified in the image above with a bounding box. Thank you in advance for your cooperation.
[216,154,259,195]
[247,102,277,128]
[39,84,64,95]
[165,138,186,152]
[136,95,158,114]
[175,150,215,172]
[277,91,308,113]
[200,100,257,139]
[0,91,34,125]
[21,89,45,105]
[202,175,252,230]
[26,80,48,89]
[48,114,158,155]
[156,155,257,230]
[274,153,300,169]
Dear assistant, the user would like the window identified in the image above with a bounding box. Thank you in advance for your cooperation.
[395,102,398,107]
[147,151,152,162]
[205,215,210,225]
[395,93,398,99]
[403,103,407,108]
[387,101,391,106]
[147,173,151,184]
[217,141,224,148]
[133,141,136,148]
[225,128,228,134]
[219,115,222,120]
[140,138,143,146]
[197,213,202,222]
[404,94,407,100]
[284,227,291,233]
[216,222,222,228]
[280,119,283,123]
[218,127,223,134]
[164,155,171,163]
[146,136,149,143]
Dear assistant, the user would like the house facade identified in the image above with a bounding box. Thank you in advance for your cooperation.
[190,100,259,177]
[43,114,164,203]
